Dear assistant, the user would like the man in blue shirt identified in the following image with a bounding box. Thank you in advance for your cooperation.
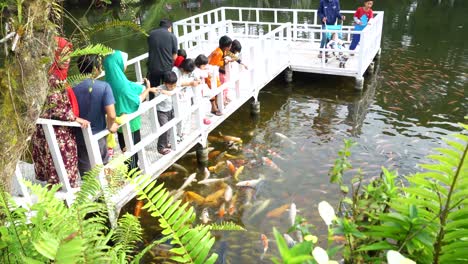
[318,0,345,58]
[73,54,118,175]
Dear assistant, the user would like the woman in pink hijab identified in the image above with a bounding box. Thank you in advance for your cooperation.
[32,37,89,188]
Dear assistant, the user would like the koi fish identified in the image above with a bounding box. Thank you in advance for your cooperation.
[205,188,226,207]
[218,202,226,218]
[170,163,189,175]
[236,177,262,188]
[208,161,226,174]
[219,132,243,143]
[228,193,237,215]
[266,203,290,218]
[184,191,205,205]
[208,150,222,160]
[260,234,268,260]
[176,173,197,193]
[134,200,144,217]
[198,176,232,185]
[159,171,179,179]
[226,160,236,175]
[224,185,233,202]
[267,149,286,160]
[289,203,298,227]
[283,234,296,248]
[274,132,296,145]
[224,153,245,160]
[248,199,271,220]
[262,157,283,172]
[233,166,244,181]
[203,167,210,180]
[200,208,211,224]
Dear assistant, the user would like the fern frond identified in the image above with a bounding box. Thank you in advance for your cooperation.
[73,165,103,206]
[85,20,148,37]
[129,174,218,264]
[67,73,94,87]
[68,44,114,58]
[196,221,246,231]
[112,213,143,260]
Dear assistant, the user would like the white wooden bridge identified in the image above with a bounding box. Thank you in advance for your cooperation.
[13,7,383,223]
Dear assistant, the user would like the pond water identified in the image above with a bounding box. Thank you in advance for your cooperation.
[67,0,467,262]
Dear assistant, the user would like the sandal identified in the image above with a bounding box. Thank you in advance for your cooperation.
[158,148,171,155]
[166,144,172,149]
[211,110,222,116]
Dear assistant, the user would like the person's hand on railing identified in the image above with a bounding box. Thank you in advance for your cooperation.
[143,78,151,89]
[341,15,346,21]
[76,117,90,128]
[190,79,201,87]
[108,122,119,133]
[322,17,327,24]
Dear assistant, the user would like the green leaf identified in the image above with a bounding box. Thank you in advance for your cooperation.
[357,241,395,251]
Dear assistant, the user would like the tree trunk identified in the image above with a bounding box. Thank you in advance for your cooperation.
[0,0,57,192]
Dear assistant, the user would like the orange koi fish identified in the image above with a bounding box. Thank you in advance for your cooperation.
[266,203,290,218]
[226,160,236,175]
[134,200,144,217]
[218,202,226,218]
[208,150,222,160]
[159,171,179,178]
[204,188,226,207]
[219,132,243,143]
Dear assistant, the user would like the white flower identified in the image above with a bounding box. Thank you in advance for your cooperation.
[318,201,336,226]
[387,250,416,264]
[312,247,329,264]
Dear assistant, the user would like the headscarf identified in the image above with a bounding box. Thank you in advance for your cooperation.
[103,50,144,132]
[49,37,72,80]
[49,37,80,117]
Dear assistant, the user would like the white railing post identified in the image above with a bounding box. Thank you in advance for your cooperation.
[235,63,241,99]
[293,10,298,40]
[134,61,143,84]
[42,124,73,200]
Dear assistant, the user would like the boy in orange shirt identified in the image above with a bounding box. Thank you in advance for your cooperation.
[207,35,232,115]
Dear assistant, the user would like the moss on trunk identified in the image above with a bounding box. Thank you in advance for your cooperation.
[0,0,57,192]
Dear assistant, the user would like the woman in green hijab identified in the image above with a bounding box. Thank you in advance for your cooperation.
[104,50,158,171]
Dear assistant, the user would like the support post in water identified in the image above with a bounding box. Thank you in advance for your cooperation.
[196,144,209,167]
[355,76,364,90]
[367,61,375,75]
[285,67,293,83]
[251,100,261,115]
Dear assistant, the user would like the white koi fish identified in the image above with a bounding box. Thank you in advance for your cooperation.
[198,176,232,185]
[274,132,296,145]
[283,234,297,248]
[236,177,263,188]
[176,173,197,192]
[224,185,233,202]
[200,208,211,224]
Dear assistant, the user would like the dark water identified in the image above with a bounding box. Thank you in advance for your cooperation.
[67,0,467,262]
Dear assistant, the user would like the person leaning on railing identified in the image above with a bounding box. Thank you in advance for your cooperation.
[73,54,119,176]
[317,0,346,58]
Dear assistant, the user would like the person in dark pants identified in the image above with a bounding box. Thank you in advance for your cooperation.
[73,55,118,176]
[147,19,178,100]
[156,71,178,155]
[317,0,345,58]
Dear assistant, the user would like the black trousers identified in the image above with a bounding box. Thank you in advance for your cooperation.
[117,130,141,172]
[148,71,170,100]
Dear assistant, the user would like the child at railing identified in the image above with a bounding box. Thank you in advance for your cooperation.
[172,58,200,141]
[326,33,348,68]
[174,49,187,67]
[207,35,232,115]
[155,71,178,155]
[349,0,374,52]
[225,39,248,70]
[194,54,214,125]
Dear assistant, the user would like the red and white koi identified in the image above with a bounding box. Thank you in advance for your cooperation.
[260,234,269,260]
[262,157,283,173]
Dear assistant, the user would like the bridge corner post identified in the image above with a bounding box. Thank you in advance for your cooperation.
[195,144,209,167]
[355,76,364,90]
[250,100,260,116]
[367,61,375,75]
[285,67,293,83]
[375,48,382,60]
